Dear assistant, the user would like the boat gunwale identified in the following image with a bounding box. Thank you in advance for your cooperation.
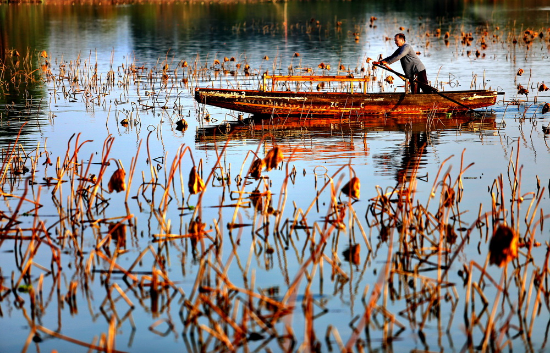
[194,87,498,96]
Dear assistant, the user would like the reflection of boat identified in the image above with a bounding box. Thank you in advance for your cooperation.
[194,75,498,116]
[196,114,498,181]
[196,113,497,142]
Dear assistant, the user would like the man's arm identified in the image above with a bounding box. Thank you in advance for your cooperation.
[374,45,408,66]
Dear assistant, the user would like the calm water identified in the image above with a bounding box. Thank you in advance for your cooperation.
[1,1,550,352]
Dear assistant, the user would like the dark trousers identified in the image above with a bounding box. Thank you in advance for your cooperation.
[410,70,433,93]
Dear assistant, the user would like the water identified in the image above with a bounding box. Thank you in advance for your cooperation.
[1,1,550,352]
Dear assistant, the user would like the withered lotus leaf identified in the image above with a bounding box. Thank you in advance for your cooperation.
[385,75,394,84]
[539,83,549,92]
[109,223,127,248]
[250,189,271,213]
[542,103,550,114]
[443,188,455,208]
[188,166,205,194]
[250,158,265,179]
[264,147,283,171]
[489,225,518,267]
[175,119,188,131]
[445,224,457,244]
[342,244,360,265]
[108,168,126,193]
[341,177,360,199]
[517,68,524,76]
[189,217,206,235]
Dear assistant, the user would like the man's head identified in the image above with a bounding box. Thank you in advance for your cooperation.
[394,33,406,47]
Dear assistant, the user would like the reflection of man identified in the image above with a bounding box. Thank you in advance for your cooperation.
[373,33,433,94]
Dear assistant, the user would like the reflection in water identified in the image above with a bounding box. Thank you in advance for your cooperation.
[197,113,497,181]
[1,2,549,353]
[0,49,47,146]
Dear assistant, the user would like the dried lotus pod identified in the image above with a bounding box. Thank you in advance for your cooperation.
[264,147,283,171]
[489,225,518,267]
[249,158,265,179]
[341,177,360,199]
[188,166,205,194]
[108,168,126,193]
[342,244,360,265]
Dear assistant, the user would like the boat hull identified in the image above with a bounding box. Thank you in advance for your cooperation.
[194,88,498,116]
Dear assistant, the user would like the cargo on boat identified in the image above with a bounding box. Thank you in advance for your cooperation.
[194,74,499,117]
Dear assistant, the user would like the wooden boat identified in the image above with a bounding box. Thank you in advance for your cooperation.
[194,74,499,116]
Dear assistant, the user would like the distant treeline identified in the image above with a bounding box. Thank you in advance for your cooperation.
[2,0,299,3]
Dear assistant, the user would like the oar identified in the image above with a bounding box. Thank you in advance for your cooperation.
[373,63,483,116]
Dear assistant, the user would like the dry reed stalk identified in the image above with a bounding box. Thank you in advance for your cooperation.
[160,145,190,211]
[345,218,394,350]
[481,271,506,350]
[95,251,139,283]
[88,136,115,206]
[36,325,128,353]
[111,283,134,308]
[199,293,245,335]
[199,324,234,350]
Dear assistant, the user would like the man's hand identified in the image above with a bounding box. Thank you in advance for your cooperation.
[372,61,389,68]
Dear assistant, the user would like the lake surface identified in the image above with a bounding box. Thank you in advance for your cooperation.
[1,1,550,352]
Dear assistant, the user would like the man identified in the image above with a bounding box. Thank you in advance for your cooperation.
[373,33,433,93]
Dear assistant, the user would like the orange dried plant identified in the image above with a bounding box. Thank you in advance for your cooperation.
[341,177,360,199]
[489,224,518,267]
[108,167,126,193]
[264,147,283,171]
[188,166,205,194]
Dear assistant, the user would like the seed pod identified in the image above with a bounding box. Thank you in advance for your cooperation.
[40,50,48,58]
[189,217,206,235]
[342,244,360,265]
[341,177,360,199]
[250,189,271,213]
[249,158,265,179]
[108,168,126,193]
[517,86,529,96]
[264,147,283,171]
[445,224,457,244]
[542,103,550,114]
[175,119,188,131]
[517,68,524,76]
[188,166,205,194]
[385,75,394,84]
[489,225,518,267]
[109,223,127,248]
[443,188,455,207]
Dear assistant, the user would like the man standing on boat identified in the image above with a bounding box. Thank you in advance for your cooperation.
[374,33,433,94]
